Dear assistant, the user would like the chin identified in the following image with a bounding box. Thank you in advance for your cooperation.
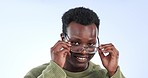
[67,56,90,70]
[67,60,89,72]
[74,62,88,68]
[65,52,94,71]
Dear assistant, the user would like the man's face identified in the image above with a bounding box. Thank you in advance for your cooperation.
[64,22,98,72]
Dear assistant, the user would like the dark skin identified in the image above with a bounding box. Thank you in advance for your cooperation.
[63,22,97,72]
[51,22,119,76]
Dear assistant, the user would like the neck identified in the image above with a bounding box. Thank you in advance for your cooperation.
[63,62,89,72]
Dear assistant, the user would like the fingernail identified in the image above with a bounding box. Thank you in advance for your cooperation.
[68,42,71,46]
[99,46,103,49]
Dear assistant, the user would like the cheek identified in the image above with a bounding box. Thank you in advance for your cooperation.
[66,52,75,61]
[88,54,95,60]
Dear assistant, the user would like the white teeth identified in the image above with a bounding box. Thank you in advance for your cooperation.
[77,57,86,60]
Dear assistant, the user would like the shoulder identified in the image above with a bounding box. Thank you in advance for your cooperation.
[89,62,125,78]
[24,63,49,78]
[89,61,104,70]
[89,61,107,75]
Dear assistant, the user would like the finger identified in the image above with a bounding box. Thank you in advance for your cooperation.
[100,46,112,52]
[51,40,71,51]
[52,47,70,57]
[100,43,113,49]
[103,47,113,53]
[60,46,71,56]
[103,48,117,56]
[99,44,113,51]
[51,40,62,50]
[99,46,112,56]
[101,43,118,51]
[100,43,113,46]
[60,44,71,51]
[51,45,70,54]
[51,41,71,55]
[98,47,105,58]
[100,47,118,59]
[51,40,71,52]
[100,43,118,55]
[58,49,70,57]
[103,47,119,59]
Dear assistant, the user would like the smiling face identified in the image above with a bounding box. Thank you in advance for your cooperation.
[63,22,98,72]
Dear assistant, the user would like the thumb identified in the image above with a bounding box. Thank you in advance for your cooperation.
[98,47,105,59]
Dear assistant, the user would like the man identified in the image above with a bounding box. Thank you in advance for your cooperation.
[24,7,125,78]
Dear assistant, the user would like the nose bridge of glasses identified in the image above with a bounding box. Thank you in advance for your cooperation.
[70,44,88,52]
[70,43,97,54]
[80,46,97,54]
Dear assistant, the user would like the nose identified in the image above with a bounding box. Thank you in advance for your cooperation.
[80,47,88,54]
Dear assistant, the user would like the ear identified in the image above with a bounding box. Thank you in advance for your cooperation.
[60,33,65,41]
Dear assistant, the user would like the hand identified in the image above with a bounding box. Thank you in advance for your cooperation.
[50,40,71,68]
[98,43,119,76]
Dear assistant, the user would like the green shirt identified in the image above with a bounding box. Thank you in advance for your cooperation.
[24,60,125,78]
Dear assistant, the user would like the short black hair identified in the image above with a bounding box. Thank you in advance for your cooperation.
[62,7,100,35]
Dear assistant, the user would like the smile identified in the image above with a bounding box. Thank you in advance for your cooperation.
[75,56,88,63]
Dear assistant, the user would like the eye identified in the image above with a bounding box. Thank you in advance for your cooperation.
[88,43,96,47]
[71,41,80,46]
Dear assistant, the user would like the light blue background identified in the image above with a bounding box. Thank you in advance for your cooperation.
[0,0,147,78]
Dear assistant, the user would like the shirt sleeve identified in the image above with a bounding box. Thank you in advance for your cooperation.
[24,73,36,78]
[37,60,66,78]
[110,66,125,78]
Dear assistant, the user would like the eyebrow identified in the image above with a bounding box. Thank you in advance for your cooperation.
[69,36,96,42]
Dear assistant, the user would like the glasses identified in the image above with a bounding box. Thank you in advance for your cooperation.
[64,34,100,54]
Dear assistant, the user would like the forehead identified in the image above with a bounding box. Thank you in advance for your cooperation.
[67,22,98,38]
